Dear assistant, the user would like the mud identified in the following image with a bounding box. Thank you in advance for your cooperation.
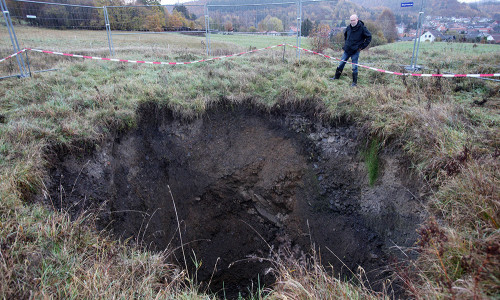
[41,101,425,298]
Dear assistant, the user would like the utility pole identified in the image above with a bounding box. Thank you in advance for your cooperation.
[409,0,425,71]
[296,0,302,58]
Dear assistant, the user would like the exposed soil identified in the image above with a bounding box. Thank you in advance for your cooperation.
[40,101,426,298]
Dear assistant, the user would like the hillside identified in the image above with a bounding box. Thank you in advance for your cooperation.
[182,0,494,25]
[351,0,488,17]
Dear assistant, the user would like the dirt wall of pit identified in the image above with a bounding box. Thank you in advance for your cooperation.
[40,101,426,297]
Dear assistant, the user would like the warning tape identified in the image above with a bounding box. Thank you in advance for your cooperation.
[0,48,28,63]
[286,44,500,78]
[24,45,283,65]
[1,44,499,78]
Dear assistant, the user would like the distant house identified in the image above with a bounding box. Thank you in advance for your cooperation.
[421,30,445,42]
[477,28,492,34]
[490,34,500,44]
[396,23,405,35]
[436,25,447,32]
[448,26,467,34]
[407,29,417,37]
[464,32,481,42]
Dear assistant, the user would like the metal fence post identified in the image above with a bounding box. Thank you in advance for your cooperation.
[410,0,425,70]
[205,4,211,56]
[1,0,28,77]
[103,6,115,56]
[296,0,302,58]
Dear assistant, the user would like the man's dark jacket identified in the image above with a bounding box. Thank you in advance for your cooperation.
[343,20,372,55]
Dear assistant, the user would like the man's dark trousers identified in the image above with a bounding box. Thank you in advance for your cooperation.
[334,50,360,85]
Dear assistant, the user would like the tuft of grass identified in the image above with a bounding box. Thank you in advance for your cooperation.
[268,248,389,299]
[0,203,213,299]
[363,138,380,186]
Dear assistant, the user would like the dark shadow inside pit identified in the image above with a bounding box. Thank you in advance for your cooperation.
[41,101,425,298]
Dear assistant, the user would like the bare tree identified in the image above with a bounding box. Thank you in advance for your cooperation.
[377,9,398,43]
[310,24,331,53]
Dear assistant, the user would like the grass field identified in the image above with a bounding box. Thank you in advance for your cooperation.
[378,40,499,55]
[1,27,308,61]
[208,33,307,49]
[1,26,499,299]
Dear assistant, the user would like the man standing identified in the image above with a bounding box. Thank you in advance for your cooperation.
[332,14,372,86]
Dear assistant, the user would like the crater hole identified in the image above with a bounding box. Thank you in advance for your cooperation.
[43,102,424,298]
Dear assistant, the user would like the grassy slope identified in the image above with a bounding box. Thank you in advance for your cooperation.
[1,29,499,298]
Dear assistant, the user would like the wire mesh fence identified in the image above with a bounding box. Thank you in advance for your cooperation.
[7,0,104,30]
[3,0,109,55]
[2,0,341,77]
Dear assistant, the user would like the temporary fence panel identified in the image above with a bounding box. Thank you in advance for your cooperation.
[1,0,28,78]
[104,4,207,56]
[6,0,107,51]
[206,1,298,56]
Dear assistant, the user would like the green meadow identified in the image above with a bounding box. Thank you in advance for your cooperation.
[1,27,499,299]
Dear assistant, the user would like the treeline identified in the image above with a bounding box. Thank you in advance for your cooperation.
[353,0,484,18]
[6,0,203,31]
[5,0,400,41]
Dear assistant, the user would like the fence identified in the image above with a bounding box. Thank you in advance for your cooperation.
[2,0,341,78]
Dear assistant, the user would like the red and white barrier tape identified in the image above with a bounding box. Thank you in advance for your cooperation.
[2,44,498,78]
[0,48,28,63]
[25,45,283,65]
[287,44,500,78]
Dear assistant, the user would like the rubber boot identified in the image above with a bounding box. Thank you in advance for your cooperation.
[334,67,342,79]
[330,68,343,80]
[351,72,358,87]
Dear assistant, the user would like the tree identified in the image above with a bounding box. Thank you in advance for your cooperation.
[376,9,398,43]
[310,23,331,53]
[224,21,233,32]
[330,31,344,51]
[257,15,283,32]
[364,20,387,47]
[173,4,195,21]
[167,10,185,30]
[301,18,313,37]
[145,13,164,32]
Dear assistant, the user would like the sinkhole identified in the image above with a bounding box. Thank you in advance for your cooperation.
[42,101,425,298]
